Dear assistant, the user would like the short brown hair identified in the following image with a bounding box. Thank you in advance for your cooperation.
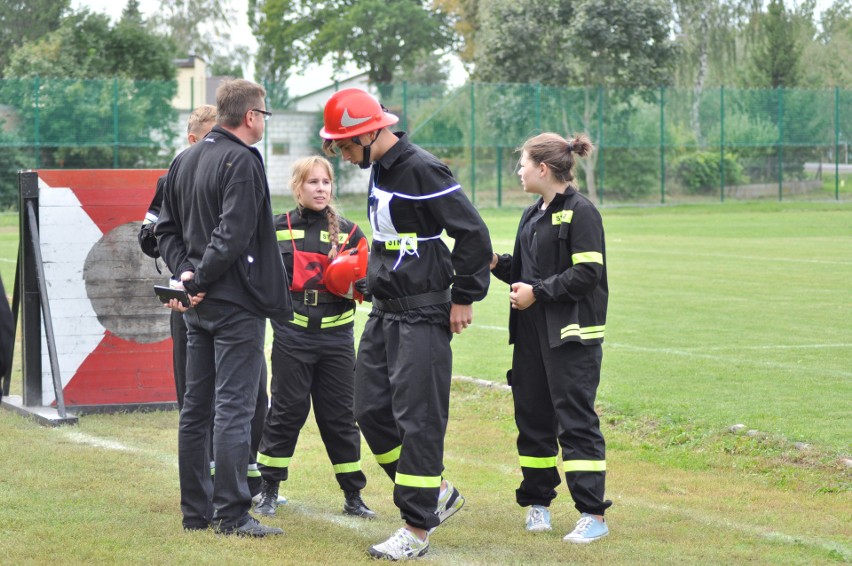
[215,79,266,128]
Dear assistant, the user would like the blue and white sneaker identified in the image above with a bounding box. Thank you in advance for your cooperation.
[525,505,552,532]
[563,513,609,544]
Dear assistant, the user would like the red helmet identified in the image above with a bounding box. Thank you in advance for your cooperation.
[320,88,399,140]
[325,238,369,303]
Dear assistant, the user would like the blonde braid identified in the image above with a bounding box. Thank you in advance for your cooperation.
[326,202,341,260]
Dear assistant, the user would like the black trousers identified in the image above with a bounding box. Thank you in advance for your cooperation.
[257,331,366,492]
[174,309,267,495]
[512,302,611,516]
[354,316,451,530]
[178,299,265,531]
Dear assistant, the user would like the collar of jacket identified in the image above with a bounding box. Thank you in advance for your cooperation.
[374,131,409,170]
[208,124,264,164]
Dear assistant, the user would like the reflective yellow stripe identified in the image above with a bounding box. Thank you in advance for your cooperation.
[384,232,417,251]
[333,461,362,474]
[519,455,558,469]
[289,312,309,328]
[572,251,603,265]
[374,445,401,465]
[552,210,574,225]
[257,453,291,468]
[395,472,442,488]
[564,460,606,472]
[320,309,355,329]
[560,324,605,340]
[247,469,261,478]
[277,229,305,241]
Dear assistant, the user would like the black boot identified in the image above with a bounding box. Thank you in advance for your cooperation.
[343,490,376,519]
[254,480,279,516]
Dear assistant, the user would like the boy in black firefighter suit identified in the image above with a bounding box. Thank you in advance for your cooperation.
[253,155,375,519]
[490,132,612,544]
[320,88,492,560]
[138,104,268,501]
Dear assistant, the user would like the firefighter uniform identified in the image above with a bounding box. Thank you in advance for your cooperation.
[256,207,369,494]
[355,133,492,530]
[492,188,612,516]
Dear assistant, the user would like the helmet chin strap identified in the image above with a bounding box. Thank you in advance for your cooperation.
[353,132,379,169]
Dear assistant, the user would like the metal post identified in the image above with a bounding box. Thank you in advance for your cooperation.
[19,172,42,407]
[470,82,476,205]
[660,86,665,204]
[402,81,408,132]
[34,76,41,169]
[496,146,502,208]
[113,78,120,168]
[598,87,605,205]
[720,86,726,202]
[835,87,840,200]
[778,88,784,201]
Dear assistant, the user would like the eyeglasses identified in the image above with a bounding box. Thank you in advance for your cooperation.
[252,108,272,121]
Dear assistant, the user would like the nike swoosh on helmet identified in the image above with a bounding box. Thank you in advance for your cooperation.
[341,108,372,128]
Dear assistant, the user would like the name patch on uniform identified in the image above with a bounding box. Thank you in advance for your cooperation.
[384,232,418,251]
[552,210,574,225]
[320,231,351,244]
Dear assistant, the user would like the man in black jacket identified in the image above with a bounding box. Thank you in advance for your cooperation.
[156,79,290,537]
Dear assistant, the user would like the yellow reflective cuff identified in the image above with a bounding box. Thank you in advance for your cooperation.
[572,251,603,265]
[560,324,605,340]
[384,232,417,251]
[333,461,362,475]
[395,472,442,489]
[374,445,402,465]
[552,210,574,225]
[277,229,305,241]
[519,455,558,469]
[321,309,355,328]
[247,469,261,478]
[257,453,291,469]
[564,460,606,472]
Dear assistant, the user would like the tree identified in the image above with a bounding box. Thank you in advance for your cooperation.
[250,0,455,101]
[151,0,253,79]
[0,0,69,78]
[2,8,177,169]
[746,0,803,88]
[473,0,677,202]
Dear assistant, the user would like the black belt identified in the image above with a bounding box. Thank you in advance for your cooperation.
[291,290,347,306]
[372,289,451,312]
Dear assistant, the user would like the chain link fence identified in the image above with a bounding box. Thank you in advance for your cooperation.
[2,78,851,209]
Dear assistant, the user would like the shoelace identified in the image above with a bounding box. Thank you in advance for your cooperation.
[529,508,545,524]
[573,516,595,534]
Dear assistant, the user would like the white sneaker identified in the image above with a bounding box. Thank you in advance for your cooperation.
[563,513,609,544]
[368,527,429,560]
[427,479,465,534]
[525,505,552,532]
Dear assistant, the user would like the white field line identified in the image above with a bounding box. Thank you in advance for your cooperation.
[618,497,852,561]
[56,399,850,560]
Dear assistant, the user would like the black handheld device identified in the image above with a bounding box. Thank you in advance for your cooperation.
[154,285,191,308]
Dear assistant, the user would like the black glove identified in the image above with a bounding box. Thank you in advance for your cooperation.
[354,278,371,302]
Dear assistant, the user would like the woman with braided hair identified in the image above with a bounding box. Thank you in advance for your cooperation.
[254,156,375,520]
[491,132,612,543]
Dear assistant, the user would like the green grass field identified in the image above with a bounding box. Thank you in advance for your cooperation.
[0,199,850,564]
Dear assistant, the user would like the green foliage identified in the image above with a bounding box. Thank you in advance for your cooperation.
[0,128,28,209]
[1,9,177,170]
[746,0,803,88]
[0,0,69,78]
[251,0,454,101]
[672,150,745,193]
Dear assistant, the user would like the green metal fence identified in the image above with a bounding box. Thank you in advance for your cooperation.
[2,77,851,209]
